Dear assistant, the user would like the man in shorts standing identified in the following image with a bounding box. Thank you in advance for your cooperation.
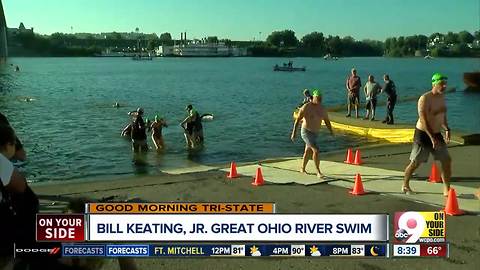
[346,68,361,118]
[403,73,451,196]
[291,89,333,178]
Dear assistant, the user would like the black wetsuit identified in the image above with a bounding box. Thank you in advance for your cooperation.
[383,80,397,124]
[131,116,147,141]
[186,111,202,135]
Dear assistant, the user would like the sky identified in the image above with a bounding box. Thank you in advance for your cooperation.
[3,0,479,41]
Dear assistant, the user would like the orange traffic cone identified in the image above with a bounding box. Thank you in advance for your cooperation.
[353,149,363,165]
[428,163,442,183]
[344,148,354,164]
[349,173,366,195]
[252,167,265,186]
[227,162,239,179]
[443,188,464,216]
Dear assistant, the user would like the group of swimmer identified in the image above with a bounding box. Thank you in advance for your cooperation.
[292,71,460,198]
[120,105,206,153]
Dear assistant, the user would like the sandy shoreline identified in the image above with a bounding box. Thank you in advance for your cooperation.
[30,141,480,270]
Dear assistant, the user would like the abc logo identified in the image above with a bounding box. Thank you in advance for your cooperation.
[394,228,410,241]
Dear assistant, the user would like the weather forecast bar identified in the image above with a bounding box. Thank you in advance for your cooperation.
[61,243,389,257]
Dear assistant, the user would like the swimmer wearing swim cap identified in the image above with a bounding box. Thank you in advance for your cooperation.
[291,88,333,179]
[403,72,451,196]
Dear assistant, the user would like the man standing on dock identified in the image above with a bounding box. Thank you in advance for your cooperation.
[403,73,451,196]
[346,68,361,118]
[291,89,333,178]
[381,74,397,124]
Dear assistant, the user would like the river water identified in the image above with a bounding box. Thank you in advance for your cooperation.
[0,57,478,182]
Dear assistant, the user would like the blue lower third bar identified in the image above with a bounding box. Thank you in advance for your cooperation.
[105,245,150,257]
[150,245,231,257]
[62,244,106,257]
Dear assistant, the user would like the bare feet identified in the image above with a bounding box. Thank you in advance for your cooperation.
[443,187,450,197]
[299,168,307,174]
[402,186,415,195]
[317,172,324,179]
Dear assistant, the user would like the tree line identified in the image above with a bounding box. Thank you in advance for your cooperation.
[250,29,479,57]
[384,31,479,57]
[7,28,480,57]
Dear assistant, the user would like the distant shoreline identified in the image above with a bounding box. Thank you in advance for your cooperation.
[5,55,480,59]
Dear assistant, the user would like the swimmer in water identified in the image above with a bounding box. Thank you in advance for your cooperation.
[113,102,120,108]
[150,115,168,150]
[15,66,20,72]
[181,105,204,149]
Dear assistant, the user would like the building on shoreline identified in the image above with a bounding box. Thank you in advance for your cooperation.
[157,32,247,57]
[158,42,247,57]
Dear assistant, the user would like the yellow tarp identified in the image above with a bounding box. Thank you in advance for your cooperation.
[293,110,414,143]
[330,121,414,143]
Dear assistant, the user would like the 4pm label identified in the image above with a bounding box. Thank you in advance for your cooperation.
[394,212,446,244]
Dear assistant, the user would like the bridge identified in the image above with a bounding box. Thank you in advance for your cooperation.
[0,0,7,63]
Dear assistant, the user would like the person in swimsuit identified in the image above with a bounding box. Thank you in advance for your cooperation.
[403,73,452,196]
[181,105,203,149]
[150,115,168,150]
[129,108,148,153]
[291,89,334,178]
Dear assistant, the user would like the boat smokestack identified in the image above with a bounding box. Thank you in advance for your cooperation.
[184,32,187,42]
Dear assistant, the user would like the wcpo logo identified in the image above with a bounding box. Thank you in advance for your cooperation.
[394,211,446,244]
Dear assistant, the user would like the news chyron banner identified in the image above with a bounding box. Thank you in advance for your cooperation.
[35,202,389,258]
[59,243,389,257]
[393,211,448,258]
[86,214,387,242]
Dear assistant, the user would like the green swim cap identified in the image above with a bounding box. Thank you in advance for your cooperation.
[432,73,448,85]
[312,89,322,97]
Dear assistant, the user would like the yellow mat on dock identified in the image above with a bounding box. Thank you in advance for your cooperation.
[330,121,414,143]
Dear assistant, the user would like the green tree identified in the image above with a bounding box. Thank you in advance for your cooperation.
[159,32,173,45]
[458,31,475,44]
[326,35,341,55]
[301,31,325,50]
[147,39,156,51]
[430,46,448,57]
[266,30,298,47]
[341,36,355,55]
[429,32,443,41]
[451,43,470,56]
[416,35,428,50]
[444,32,459,44]
[111,32,122,40]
